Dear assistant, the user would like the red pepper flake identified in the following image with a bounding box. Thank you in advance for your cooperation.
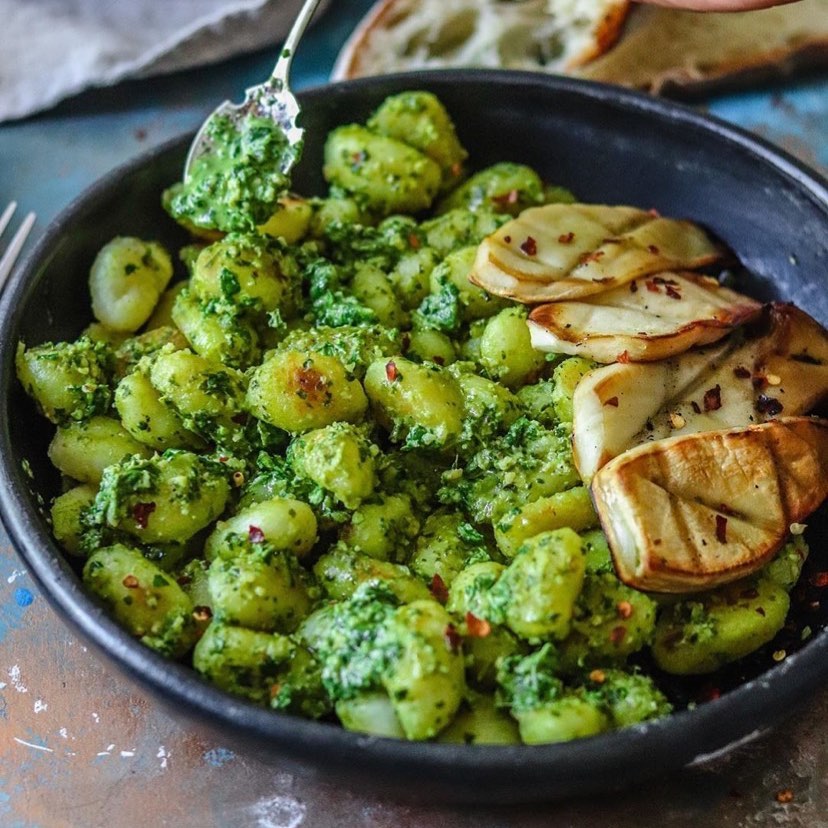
[703,384,722,412]
[604,396,620,408]
[617,351,631,364]
[609,626,627,646]
[248,525,266,543]
[776,789,794,804]
[465,612,492,638]
[122,574,139,589]
[691,401,701,414]
[578,250,605,265]
[408,233,421,249]
[218,455,229,463]
[629,280,638,293]
[433,355,445,366]
[647,244,661,254]
[493,189,520,206]
[132,502,156,529]
[645,279,661,293]
[269,683,283,701]
[503,235,512,244]
[716,514,728,544]
[665,285,682,300]
[231,412,248,425]
[176,574,192,586]
[385,360,399,382]
[192,605,213,622]
[443,624,462,653]
[429,573,449,604]
[520,236,537,256]
[616,600,634,619]
[733,366,751,379]
[752,375,768,390]
[809,571,828,588]
[558,231,575,244]
[756,394,783,417]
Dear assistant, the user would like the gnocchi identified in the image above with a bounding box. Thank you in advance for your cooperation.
[17,89,812,749]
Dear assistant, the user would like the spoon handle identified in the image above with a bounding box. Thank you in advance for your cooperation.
[271,0,327,87]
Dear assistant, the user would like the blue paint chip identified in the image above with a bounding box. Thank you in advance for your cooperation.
[13,588,34,608]
[202,746,236,767]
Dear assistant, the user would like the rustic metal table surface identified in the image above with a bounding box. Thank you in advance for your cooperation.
[1,2,827,826]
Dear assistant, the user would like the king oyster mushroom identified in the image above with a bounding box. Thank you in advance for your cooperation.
[469,203,724,303]
[572,303,828,482]
[527,271,761,363]
[591,416,828,592]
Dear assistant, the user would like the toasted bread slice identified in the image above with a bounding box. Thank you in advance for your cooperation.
[571,303,828,482]
[527,271,760,363]
[332,0,630,80]
[578,1,828,95]
[591,416,828,592]
[469,204,724,303]
[333,0,828,97]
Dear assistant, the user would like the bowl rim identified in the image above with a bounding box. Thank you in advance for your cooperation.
[1,69,827,798]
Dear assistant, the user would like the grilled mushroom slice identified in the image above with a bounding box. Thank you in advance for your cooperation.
[753,302,828,418]
[469,204,724,303]
[572,303,828,481]
[527,271,761,363]
[591,416,828,592]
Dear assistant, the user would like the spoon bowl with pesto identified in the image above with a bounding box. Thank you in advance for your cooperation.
[171,0,326,233]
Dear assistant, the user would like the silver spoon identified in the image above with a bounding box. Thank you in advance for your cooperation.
[183,0,326,181]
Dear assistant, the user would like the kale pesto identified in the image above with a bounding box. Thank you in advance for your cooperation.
[313,582,401,701]
[164,114,299,233]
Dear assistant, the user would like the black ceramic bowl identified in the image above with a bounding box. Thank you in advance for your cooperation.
[1,72,827,804]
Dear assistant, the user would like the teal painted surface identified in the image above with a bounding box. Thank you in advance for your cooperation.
[707,77,828,170]
[0,551,36,646]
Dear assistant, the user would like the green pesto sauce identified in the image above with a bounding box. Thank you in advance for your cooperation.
[165,115,300,233]
[315,582,401,701]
